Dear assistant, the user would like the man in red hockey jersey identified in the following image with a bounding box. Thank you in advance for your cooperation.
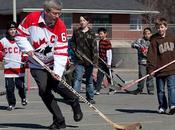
[15,0,83,129]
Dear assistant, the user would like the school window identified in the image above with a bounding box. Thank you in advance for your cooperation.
[130,14,142,31]
[90,14,111,33]
[61,13,72,30]
[91,14,111,24]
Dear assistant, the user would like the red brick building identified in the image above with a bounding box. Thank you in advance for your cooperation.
[0,0,159,68]
[0,0,159,42]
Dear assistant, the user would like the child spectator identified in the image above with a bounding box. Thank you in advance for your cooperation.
[128,27,154,95]
[94,27,115,95]
[0,21,28,111]
[72,15,98,104]
[147,17,175,114]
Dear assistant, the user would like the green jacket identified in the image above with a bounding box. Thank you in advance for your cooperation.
[71,27,98,66]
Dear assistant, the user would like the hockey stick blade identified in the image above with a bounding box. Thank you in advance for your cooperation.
[120,74,149,91]
[115,122,142,130]
[31,54,142,130]
[108,83,123,91]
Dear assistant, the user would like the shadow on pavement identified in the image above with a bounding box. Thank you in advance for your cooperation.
[0,106,8,110]
[0,123,79,129]
[115,91,148,95]
[0,105,25,111]
[0,123,47,129]
[116,108,158,114]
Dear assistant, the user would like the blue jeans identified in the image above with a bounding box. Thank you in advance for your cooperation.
[73,64,94,100]
[156,75,175,110]
[95,62,111,91]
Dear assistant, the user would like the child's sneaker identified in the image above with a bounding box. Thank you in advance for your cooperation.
[95,91,100,95]
[108,89,117,95]
[169,106,175,115]
[158,108,166,114]
[21,98,28,106]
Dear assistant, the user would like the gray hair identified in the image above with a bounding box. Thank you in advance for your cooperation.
[44,0,63,11]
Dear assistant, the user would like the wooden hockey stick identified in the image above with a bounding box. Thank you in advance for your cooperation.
[109,68,114,86]
[75,50,110,78]
[114,59,124,68]
[4,58,25,64]
[75,50,122,90]
[98,58,132,88]
[121,59,175,91]
[115,73,126,83]
[4,58,31,93]
[31,54,141,130]
[0,87,39,97]
[99,57,126,84]
[99,57,124,89]
[99,57,123,69]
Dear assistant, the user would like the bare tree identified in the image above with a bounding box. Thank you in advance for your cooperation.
[158,0,175,23]
[137,0,158,27]
[137,0,175,24]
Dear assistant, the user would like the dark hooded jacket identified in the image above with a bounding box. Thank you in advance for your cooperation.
[71,27,98,66]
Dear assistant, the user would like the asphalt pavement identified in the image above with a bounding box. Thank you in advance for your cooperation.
[0,69,174,130]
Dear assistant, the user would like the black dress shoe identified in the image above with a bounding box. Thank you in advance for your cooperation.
[74,111,83,122]
[49,123,60,130]
[49,120,66,130]
[71,100,83,122]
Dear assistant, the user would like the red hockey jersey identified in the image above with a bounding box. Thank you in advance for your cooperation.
[15,11,68,77]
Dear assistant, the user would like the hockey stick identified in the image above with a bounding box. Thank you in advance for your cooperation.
[0,57,33,97]
[76,50,112,80]
[4,58,31,94]
[115,74,126,83]
[114,59,123,68]
[109,68,114,86]
[4,58,25,64]
[99,57,123,90]
[0,57,24,96]
[31,54,141,130]
[75,50,121,90]
[0,86,39,97]
[98,57,127,84]
[121,59,175,91]
[99,57,133,88]
[99,57,123,69]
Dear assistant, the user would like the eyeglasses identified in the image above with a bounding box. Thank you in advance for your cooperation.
[50,11,62,17]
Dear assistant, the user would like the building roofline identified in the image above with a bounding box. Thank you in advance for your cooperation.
[22,8,159,14]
